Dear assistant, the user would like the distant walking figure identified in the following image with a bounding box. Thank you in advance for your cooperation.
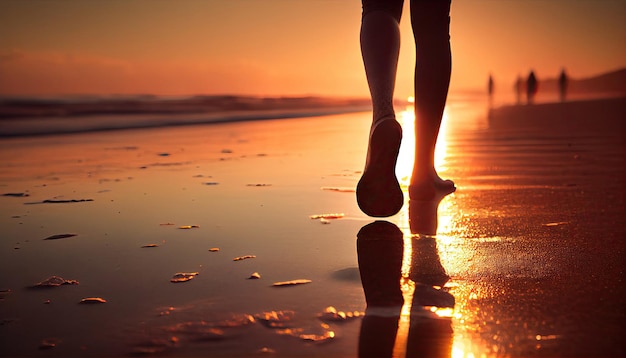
[356,0,455,217]
[559,68,568,102]
[487,74,494,106]
[514,75,523,104]
[526,70,538,104]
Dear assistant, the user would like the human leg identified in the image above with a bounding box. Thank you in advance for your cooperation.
[360,3,401,125]
[409,0,455,200]
[357,1,405,217]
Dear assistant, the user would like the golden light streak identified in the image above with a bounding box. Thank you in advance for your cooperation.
[436,108,451,172]
[396,105,416,188]
[396,101,452,188]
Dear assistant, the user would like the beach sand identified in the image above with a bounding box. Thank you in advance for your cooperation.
[1,97,624,357]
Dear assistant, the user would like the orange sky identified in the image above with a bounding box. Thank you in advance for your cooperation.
[0,0,624,98]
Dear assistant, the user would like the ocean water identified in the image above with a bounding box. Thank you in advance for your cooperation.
[0,92,506,138]
[0,95,374,137]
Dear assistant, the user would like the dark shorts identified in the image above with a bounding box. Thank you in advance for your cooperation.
[362,0,450,24]
[361,0,404,22]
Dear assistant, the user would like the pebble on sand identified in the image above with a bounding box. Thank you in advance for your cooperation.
[141,244,159,248]
[170,272,199,283]
[178,225,200,229]
[208,248,220,252]
[248,272,261,279]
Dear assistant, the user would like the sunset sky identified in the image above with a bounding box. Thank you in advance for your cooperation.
[0,0,624,98]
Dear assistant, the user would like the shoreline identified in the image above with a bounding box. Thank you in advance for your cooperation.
[0,106,371,138]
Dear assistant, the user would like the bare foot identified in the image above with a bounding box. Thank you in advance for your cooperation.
[356,118,403,217]
[409,174,455,201]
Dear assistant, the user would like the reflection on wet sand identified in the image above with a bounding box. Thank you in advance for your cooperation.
[357,191,454,357]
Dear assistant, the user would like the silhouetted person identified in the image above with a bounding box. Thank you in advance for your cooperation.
[526,70,538,104]
[356,0,455,218]
[559,68,568,102]
[487,74,494,107]
[514,75,523,105]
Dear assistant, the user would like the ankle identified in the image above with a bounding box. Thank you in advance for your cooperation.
[372,115,397,126]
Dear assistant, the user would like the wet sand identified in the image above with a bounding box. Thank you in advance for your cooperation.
[0,97,624,357]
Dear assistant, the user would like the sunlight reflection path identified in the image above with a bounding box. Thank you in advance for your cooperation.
[393,102,491,357]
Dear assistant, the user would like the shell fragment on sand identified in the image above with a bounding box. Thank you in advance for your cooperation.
[32,276,79,288]
[79,297,107,304]
[129,337,179,356]
[275,327,335,343]
[309,213,344,220]
[254,310,295,328]
[178,225,200,229]
[26,199,94,204]
[141,244,159,248]
[170,272,199,283]
[233,255,256,261]
[44,233,77,240]
[248,272,261,279]
[318,306,363,322]
[208,247,220,252]
[272,279,312,287]
[2,192,30,197]
[542,221,569,227]
[320,187,355,193]
[38,338,59,350]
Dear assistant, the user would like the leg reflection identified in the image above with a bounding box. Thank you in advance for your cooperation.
[357,221,403,358]
[406,313,454,358]
[357,193,455,357]
[409,192,453,288]
[407,193,454,358]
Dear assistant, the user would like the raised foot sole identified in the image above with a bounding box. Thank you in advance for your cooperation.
[356,119,403,217]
